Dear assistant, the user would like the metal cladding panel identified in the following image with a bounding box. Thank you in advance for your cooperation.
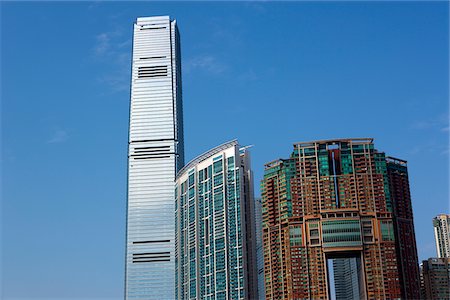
[129,17,174,142]
[126,16,183,300]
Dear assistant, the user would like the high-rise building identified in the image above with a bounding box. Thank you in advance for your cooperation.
[125,16,184,299]
[174,140,258,300]
[254,198,265,300]
[261,138,420,299]
[433,214,450,258]
[420,257,450,299]
[387,157,421,299]
[332,257,362,300]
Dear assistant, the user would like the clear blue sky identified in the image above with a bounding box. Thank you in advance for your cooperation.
[2,2,448,299]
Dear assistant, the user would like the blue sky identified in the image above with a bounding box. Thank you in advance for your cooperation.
[2,2,448,299]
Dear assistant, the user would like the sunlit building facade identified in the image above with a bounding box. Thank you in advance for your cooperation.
[421,257,450,299]
[125,16,184,299]
[433,214,450,258]
[387,157,421,299]
[261,138,420,299]
[175,140,258,300]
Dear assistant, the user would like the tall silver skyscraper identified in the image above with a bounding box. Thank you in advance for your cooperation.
[125,16,184,299]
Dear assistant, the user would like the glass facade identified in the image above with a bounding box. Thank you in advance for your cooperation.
[125,16,184,299]
[175,141,258,300]
[332,257,362,300]
[322,220,362,248]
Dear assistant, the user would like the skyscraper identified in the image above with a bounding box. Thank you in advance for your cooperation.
[433,214,450,258]
[332,257,362,300]
[125,16,184,299]
[261,138,420,299]
[254,198,265,300]
[387,157,421,299]
[174,140,258,300]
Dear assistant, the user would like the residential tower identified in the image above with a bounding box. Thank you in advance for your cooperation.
[433,214,450,258]
[261,138,420,299]
[175,140,258,300]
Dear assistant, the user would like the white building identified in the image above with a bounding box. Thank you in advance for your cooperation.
[433,214,450,258]
[125,16,184,299]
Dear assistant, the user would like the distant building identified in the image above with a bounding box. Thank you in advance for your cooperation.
[174,140,258,299]
[433,214,450,258]
[261,138,420,299]
[421,257,450,299]
[332,257,362,300]
[254,198,265,299]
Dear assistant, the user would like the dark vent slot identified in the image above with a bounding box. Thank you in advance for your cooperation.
[133,240,170,244]
[132,251,170,263]
[132,253,170,258]
[135,145,170,150]
[134,252,170,256]
[137,65,167,78]
[138,66,166,71]
[134,148,170,153]
[130,139,175,144]
[133,255,170,260]
[133,155,171,160]
[140,56,166,60]
[133,259,170,263]
[131,145,173,160]
[140,26,166,30]
[131,152,172,157]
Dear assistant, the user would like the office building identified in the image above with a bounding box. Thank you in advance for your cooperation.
[433,214,450,258]
[421,257,450,299]
[261,138,420,299]
[125,16,184,299]
[175,140,258,300]
[332,257,362,300]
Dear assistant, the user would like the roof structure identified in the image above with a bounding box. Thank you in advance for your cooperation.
[176,139,238,179]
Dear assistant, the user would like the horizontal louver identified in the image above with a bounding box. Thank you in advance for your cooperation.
[133,251,170,263]
[140,26,166,31]
[130,145,173,160]
[138,65,168,78]
[133,239,170,244]
[140,56,166,60]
